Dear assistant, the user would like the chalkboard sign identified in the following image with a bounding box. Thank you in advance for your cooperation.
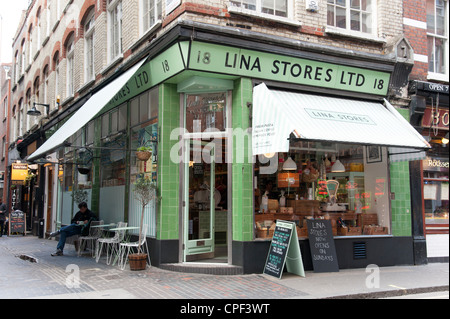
[306,219,339,272]
[263,220,305,279]
[9,210,26,235]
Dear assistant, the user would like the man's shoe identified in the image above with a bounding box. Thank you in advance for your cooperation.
[48,230,60,239]
[51,249,63,256]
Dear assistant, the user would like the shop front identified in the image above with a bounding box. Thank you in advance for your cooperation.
[409,80,449,261]
[28,23,431,273]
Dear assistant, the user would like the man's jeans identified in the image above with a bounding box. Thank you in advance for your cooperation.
[57,223,82,251]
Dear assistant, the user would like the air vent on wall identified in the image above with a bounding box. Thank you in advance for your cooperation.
[353,242,367,259]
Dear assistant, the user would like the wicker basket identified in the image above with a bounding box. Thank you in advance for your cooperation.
[136,151,152,161]
[128,253,147,271]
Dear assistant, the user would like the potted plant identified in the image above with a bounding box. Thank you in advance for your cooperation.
[135,146,152,161]
[129,175,158,270]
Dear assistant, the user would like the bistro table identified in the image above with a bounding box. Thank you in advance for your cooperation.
[108,226,139,266]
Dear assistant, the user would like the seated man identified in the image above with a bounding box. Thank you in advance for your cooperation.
[49,202,97,256]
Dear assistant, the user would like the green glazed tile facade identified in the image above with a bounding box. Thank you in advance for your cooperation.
[232,78,254,241]
[390,108,412,237]
[157,83,180,240]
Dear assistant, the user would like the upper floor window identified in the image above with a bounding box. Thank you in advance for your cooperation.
[54,52,60,110]
[230,0,288,18]
[36,8,42,48]
[47,1,51,37]
[66,35,75,98]
[327,0,373,34]
[21,43,26,75]
[84,9,95,82]
[427,0,448,75]
[43,65,49,105]
[108,0,122,61]
[142,0,162,33]
[14,52,19,82]
[29,27,33,65]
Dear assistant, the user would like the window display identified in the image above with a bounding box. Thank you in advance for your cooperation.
[423,156,449,226]
[254,140,390,239]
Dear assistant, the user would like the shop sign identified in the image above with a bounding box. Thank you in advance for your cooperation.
[105,40,391,113]
[305,109,376,125]
[422,107,449,129]
[11,163,28,184]
[306,219,339,273]
[422,82,449,93]
[263,220,305,279]
[423,157,449,171]
[105,43,186,112]
[188,41,391,96]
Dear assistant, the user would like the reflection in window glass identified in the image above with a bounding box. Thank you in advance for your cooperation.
[186,93,227,133]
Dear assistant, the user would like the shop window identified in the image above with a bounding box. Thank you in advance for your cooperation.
[185,93,227,133]
[100,104,127,188]
[423,156,449,227]
[129,88,159,237]
[130,87,158,127]
[254,140,390,240]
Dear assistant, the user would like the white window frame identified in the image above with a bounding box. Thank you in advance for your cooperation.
[21,45,26,74]
[84,9,95,83]
[37,11,41,49]
[18,100,23,136]
[325,0,381,42]
[108,0,123,62]
[141,0,162,36]
[43,66,49,106]
[47,1,51,37]
[66,35,75,98]
[29,28,33,65]
[228,0,300,27]
[26,90,32,131]
[54,54,60,111]
[427,0,449,81]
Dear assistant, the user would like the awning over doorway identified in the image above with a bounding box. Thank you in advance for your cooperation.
[28,58,147,162]
[252,83,431,156]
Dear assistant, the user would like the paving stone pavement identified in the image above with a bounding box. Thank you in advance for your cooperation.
[2,236,448,301]
[0,236,308,299]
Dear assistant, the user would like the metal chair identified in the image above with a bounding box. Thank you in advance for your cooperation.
[78,220,104,257]
[118,224,150,270]
[95,221,127,265]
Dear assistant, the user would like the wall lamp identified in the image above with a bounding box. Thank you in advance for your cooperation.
[27,103,50,117]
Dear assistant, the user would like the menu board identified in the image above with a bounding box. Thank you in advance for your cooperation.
[9,210,26,235]
[306,219,339,272]
[263,220,305,279]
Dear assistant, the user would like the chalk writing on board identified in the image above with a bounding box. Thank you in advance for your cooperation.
[307,219,339,272]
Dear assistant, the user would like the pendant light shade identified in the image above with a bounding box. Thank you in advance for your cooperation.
[331,159,345,172]
[283,156,297,171]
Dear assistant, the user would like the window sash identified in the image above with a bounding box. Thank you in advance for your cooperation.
[327,0,373,33]
[85,34,94,81]
[230,0,288,18]
[143,0,162,33]
[109,1,122,60]
[426,0,448,74]
[67,54,74,97]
